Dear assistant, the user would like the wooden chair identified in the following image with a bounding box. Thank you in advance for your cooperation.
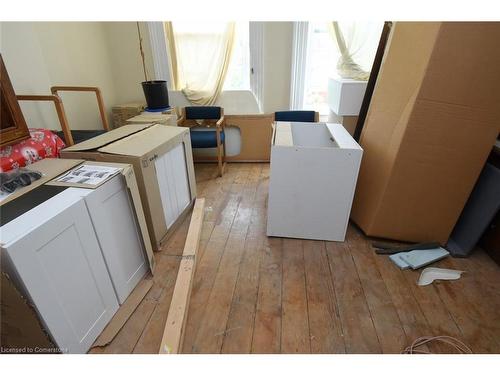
[16,94,74,146]
[274,110,320,123]
[50,86,111,145]
[177,106,226,177]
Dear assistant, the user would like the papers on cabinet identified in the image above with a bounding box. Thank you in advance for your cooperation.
[55,165,121,187]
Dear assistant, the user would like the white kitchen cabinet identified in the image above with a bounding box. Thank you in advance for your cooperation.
[1,189,119,354]
[155,142,191,229]
[328,77,368,116]
[267,122,363,242]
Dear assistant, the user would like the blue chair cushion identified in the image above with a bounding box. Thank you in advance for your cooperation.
[185,106,222,120]
[190,129,225,148]
[275,110,317,123]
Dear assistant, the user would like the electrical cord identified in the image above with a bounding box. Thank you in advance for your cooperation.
[401,335,473,354]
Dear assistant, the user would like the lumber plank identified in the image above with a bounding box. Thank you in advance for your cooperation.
[159,198,206,354]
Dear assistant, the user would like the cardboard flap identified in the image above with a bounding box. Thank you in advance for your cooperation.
[0,159,83,206]
[63,124,153,152]
[99,124,188,157]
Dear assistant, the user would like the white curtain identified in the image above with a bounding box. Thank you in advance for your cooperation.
[330,21,383,81]
[165,21,235,106]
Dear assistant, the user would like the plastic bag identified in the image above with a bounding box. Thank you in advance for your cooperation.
[0,168,43,193]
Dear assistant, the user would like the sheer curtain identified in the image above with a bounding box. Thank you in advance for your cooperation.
[165,21,236,105]
[329,21,383,80]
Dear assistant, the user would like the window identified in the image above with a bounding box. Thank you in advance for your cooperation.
[168,21,250,92]
[298,21,383,116]
[223,22,250,91]
[302,22,339,115]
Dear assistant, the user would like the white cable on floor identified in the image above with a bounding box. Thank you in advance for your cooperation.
[401,335,473,354]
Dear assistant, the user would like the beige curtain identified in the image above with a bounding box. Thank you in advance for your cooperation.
[329,22,383,81]
[165,22,235,106]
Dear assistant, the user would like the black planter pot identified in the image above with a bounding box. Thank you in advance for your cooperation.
[141,80,170,110]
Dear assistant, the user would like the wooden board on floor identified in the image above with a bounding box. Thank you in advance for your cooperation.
[159,198,206,354]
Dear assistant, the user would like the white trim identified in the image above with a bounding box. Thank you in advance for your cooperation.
[249,21,264,112]
[289,22,309,110]
[147,22,172,89]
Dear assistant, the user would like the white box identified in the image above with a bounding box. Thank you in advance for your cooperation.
[328,77,368,116]
[267,122,363,241]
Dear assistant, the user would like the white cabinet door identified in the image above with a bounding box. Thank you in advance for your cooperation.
[170,142,191,213]
[155,143,191,229]
[84,175,148,304]
[3,199,119,353]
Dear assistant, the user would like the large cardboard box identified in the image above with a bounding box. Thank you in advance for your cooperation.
[351,22,500,244]
[60,124,197,250]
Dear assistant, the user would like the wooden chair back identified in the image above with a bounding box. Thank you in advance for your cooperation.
[50,86,111,132]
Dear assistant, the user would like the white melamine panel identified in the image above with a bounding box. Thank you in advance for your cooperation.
[328,77,368,116]
[155,152,178,228]
[83,176,148,304]
[154,144,192,229]
[170,143,191,213]
[2,198,118,353]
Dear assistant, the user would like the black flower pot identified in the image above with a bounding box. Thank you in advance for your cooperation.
[141,80,170,110]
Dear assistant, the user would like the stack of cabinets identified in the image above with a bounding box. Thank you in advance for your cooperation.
[1,174,149,353]
[155,143,191,229]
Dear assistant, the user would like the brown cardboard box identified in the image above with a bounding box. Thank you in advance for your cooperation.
[351,22,500,244]
[1,272,57,353]
[127,113,177,126]
[341,116,358,136]
[60,124,197,250]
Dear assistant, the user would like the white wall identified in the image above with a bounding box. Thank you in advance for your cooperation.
[1,22,118,131]
[1,21,294,132]
[102,22,155,105]
[262,22,293,113]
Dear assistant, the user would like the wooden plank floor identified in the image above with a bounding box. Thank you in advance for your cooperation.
[91,163,500,354]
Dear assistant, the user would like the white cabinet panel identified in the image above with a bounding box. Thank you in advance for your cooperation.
[2,198,119,353]
[83,175,148,303]
[154,143,191,229]
[170,143,191,213]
